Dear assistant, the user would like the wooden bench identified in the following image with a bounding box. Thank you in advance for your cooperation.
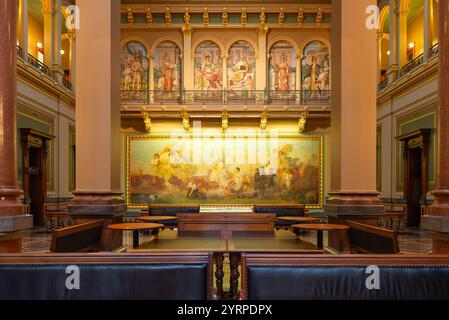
[347,220,399,254]
[241,253,449,300]
[44,201,71,232]
[0,252,213,300]
[50,220,104,253]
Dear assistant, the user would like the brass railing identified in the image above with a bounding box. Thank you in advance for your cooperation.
[121,90,332,106]
[429,42,439,58]
[399,53,424,78]
[62,78,73,91]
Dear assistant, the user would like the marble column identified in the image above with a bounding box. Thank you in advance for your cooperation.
[148,54,154,102]
[326,0,383,251]
[422,0,449,253]
[295,55,301,91]
[386,0,399,82]
[52,0,64,82]
[397,4,409,67]
[377,31,384,81]
[182,29,193,90]
[423,0,433,61]
[256,28,268,91]
[0,0,32,252]
[222,55,228,91]
[18,0,28,61]
[68,31,76,91]
[42,5,54,68]
[68,0,125,251]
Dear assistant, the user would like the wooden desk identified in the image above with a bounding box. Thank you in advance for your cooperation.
[108,223,164,248]
[278,216,321,223]
[177,213,276,233]
[136,216,178,222]
[292,223,350,250]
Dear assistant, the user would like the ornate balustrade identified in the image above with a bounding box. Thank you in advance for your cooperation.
[26,53,52,78]
[399,54,424,78]
[62,78,73,91]
[429,42,439,58]
[120,90,332,106]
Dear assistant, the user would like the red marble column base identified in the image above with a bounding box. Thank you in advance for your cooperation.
[0,232,23,253]
[325,191,384,252]
[422,189,449,253]
[69,192,126,251]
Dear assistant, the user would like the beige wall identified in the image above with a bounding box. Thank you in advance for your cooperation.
[27,9,44,57]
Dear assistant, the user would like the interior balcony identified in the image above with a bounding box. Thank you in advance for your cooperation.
[120,89,332,119]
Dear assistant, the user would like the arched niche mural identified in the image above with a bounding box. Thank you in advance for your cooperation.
[120,41,149,91]
[301,41,331,91]
[227,41,256,91]
[154,41,182,92]
[269,41,296,91]
[194,41,222,91]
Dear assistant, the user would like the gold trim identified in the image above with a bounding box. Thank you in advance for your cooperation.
[125,134,324,209]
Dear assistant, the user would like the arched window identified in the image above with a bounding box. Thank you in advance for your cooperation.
[154,41,181,92]
[227,41,256,91]
[301,41,331,91]
[194,41,222,91]
[120,41,149,92]
[269,41,296,91]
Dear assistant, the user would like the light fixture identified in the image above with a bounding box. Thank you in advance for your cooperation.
[60,49,65,55]
[387,50,391,56]
[408,42,415,49]
[36,42,43,49]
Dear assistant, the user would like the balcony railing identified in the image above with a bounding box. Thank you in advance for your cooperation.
[26,53,52,78]
[399,53,424,78]
[62,78,73,91]
[429,42,439,58]
[377,78,389,91]
[16,46,24,59]
[121,90,331,106]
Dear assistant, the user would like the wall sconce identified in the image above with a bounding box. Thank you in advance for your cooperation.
[60,49,65,55]
[386,50,391,56]
[408,42,415,49]
[298,111,308,134]
[260,111,268,131]
[221,108,229,134]
[142,111,152,133]
[181,110,190,132]
[36,42,43,49]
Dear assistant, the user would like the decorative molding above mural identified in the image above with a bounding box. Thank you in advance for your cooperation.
[126,134,323,209]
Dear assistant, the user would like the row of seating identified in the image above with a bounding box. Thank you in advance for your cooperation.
[1,253,449,300]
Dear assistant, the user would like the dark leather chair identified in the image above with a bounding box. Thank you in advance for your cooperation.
[0,253,212,300]
[241,253,449,300]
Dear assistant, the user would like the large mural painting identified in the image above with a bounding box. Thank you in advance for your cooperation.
[120,41,149,91]
[269,41,296,91]
[126,135,323,208]
[194,41,222,91]
[154,41,181,93]
[301,41,330,91]
[227,41,256,91]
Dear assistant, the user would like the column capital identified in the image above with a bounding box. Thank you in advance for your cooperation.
[182,24,193,37]
[256,24,268,36]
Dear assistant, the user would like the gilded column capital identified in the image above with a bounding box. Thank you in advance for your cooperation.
[182,24,193,36]
[256,24,268,36]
